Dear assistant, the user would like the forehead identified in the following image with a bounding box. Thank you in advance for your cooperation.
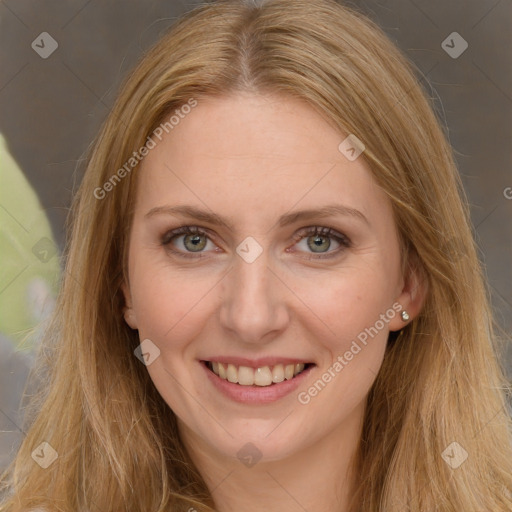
[135,92,390,226]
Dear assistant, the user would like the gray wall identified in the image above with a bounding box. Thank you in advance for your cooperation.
[0,0,510,471]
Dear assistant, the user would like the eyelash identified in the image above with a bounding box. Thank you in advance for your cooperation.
[161,225,351,260]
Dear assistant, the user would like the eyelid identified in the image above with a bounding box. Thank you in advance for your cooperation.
[161,225,219,260]
[288,226,351,260]
[292,226,351,246]
[161,225,215,245]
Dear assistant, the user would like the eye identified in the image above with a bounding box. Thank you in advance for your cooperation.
[161,226,215,259]
[290,226,351,259]
[161,225,351,259]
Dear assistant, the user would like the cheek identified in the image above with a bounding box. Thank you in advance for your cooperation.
[298,274,391,410]
[293,266,395,343]
[128,248,222,354]
[131,274,199,341]
[292,265,394,395]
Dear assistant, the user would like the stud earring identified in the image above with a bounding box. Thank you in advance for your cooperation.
[401,310,410,322]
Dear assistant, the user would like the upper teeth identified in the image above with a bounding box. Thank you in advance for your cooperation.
[210,362,306,387]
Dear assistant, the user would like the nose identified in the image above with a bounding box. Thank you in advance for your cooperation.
[218,248,290,345]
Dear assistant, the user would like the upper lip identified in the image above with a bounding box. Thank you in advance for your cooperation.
[201,356,314,368]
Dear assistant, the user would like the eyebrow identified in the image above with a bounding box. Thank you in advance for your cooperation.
[144,203,370,230]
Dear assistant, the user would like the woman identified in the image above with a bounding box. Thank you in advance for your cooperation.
[1,0,511,510]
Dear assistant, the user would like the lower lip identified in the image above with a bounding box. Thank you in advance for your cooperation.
[200,361,315,404]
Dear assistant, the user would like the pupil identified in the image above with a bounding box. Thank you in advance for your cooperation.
[309,235,330,252]
[185,234,206,251]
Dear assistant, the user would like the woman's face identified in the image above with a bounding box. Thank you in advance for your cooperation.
[122,92,414,463]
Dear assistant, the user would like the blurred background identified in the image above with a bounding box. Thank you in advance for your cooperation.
[0,0,511,472]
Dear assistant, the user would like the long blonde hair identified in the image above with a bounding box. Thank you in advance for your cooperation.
[2,0,511,510]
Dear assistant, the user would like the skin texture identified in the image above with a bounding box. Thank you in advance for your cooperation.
[122,92,426,512]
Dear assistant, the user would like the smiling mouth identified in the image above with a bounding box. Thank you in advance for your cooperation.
[202,360,315,387]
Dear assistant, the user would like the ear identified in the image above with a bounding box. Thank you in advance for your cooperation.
[121,281,138,330]
[388,254,428,332]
